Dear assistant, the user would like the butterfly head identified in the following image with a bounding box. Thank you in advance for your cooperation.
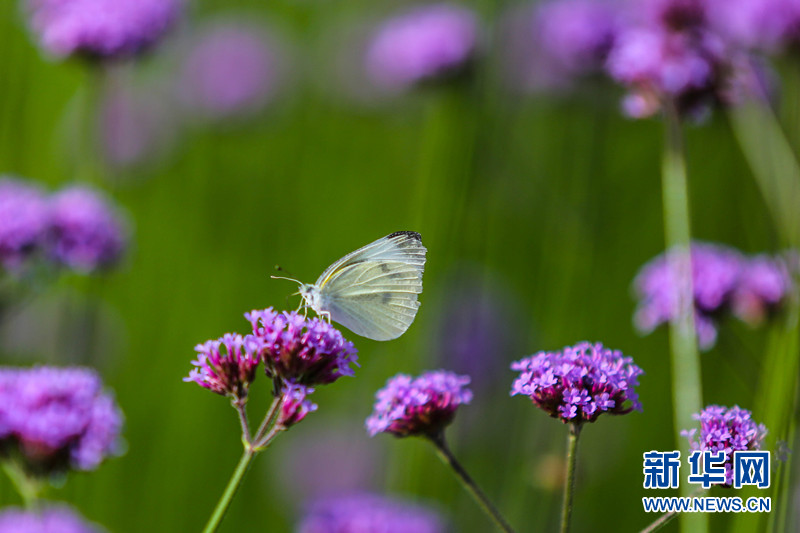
[298,283,322,313]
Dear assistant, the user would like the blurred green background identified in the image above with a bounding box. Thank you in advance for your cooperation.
[0,0,792,532]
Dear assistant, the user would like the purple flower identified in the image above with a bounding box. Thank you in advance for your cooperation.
[506,0,621,90]
[510,341,643,424]
[0,366,123,474]
[277,382,318,428]
[25,0,182,60]
[682,405,767,486]
[246,308,358,386]
[184,333,261,398]
[177,19,282,120]
[48,185,127,273]
[0,177,50,272]
[733,255,794,325]
[298,493,447,533]
[605,0,748,118]
[0,505,105,533]
[366,370,472,438]
[365,4,479,91]
[633,242,743,350]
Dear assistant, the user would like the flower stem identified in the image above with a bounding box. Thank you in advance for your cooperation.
[201,448,255,533]
[428,433,516,533]
[661,100,706,533]
[233,396,250,444]
[1,461,41,508]
[252,393,283,444]
[639,488,706,533]
[560,423,581,533]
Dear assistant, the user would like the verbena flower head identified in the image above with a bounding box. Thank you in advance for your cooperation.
[605,0,746,118]
[0,505,105,533]
[365,370,472,438]
[0,366,123,475]
[365,3,479,91]
[510,341,643,424]
[512,0,621,90]
[48,185,127,273]
[277,382,318,428]
[184,333,261,398]
[733,255,794,325]
[177,20,281,120]
[633,242,743,349]
[26,0,183,60]
[246,308,358,386]
[0,177,50,272]
[682,405,767,486]
[298,493,447,533]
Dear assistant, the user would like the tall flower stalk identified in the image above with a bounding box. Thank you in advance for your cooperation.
[510,342,643,533]
[366,370,515,533]
[661,101,706,532]
[186,309,357,533]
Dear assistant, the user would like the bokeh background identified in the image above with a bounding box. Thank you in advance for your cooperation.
[0,0,794,532]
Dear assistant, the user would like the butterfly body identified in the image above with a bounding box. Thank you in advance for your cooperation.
[297,231,427,341]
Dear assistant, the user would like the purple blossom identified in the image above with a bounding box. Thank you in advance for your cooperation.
[506,0,621,90]
[246,308,358,386]
[733,255,794,325]
[633,242,743,349]
[365,4,479,91]
[605,0,747,118]
[682,405,767,486]
[298,493,447,533]
[510,341,643,424]
[48,185,127,273]
[0,506,105,533]
[25,0,182,60]
[177,20,281,120]
[365,370,472,438]
[0,177,50,272]
[277,382,318,428]
[184,333,261,398]
[0,366,123,474]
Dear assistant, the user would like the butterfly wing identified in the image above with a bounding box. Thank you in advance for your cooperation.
[315,231,427,341]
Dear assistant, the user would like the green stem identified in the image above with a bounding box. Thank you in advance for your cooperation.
[639,488,707,533]
[661,101,706,533]
[233,396,251,444]
[560,423,581,533]
[1,461,41,508]
[252,392,283,444]
[428,432,516,533]
[201,448,255,533]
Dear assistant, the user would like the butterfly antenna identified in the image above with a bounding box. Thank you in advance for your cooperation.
[271,275,303,286]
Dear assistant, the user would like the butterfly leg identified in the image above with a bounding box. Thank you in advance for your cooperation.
[320,310,331,324]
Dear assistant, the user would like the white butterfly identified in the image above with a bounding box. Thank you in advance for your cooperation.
[275,231,427,341]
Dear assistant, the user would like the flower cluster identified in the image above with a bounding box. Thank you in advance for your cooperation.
[510,342,643,424]
[633,242,795,349]
[184,334,261,398]
[365,4,479,92]
[297,493,447,533]
[0,177,128,275]
[0,366,123,475]
[0,505,104,533]
[25,0,183,60]
[246,308,358,386]
[682,405,767,486]
[366,370,472,438]
[187,308,357,427]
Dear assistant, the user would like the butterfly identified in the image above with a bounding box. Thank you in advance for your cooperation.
[274,231,427,341]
